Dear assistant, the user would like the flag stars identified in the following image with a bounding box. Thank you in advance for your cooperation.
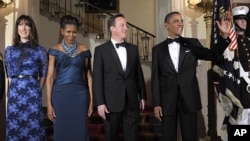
[228,72,233,79]
[237,80,241,85]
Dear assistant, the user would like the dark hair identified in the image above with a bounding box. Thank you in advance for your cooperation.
[164,11,181,23]
[60,15,79,29]
[13,15,39,47]
[107,14,125,31]
[233,15,248,21]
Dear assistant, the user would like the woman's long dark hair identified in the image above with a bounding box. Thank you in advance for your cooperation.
[13,15,39,47]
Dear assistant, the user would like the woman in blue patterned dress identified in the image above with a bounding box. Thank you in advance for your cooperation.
[4,15,48,141]
[46,15,94,141]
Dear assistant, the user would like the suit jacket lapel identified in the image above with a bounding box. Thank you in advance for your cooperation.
[161,40,177,72]
[178,38,189,70]
[109,41,124,76]
[124,42,131,77]
[178,44,186,70]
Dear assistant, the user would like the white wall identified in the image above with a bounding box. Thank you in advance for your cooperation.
[0,4,14,55]
[120,0,155,35]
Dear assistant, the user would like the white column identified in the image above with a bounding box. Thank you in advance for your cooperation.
[13,0,40,27]
[155,0,172,43]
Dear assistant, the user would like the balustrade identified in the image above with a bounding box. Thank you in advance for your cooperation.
[40,0,155,61]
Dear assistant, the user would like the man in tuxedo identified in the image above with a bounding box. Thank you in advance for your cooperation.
[93,14,146,141]
[151,11,232,141]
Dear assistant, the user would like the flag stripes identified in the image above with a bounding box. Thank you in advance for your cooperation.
[228,27,238,51]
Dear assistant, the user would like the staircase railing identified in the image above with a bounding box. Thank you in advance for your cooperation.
[40,0,155,61]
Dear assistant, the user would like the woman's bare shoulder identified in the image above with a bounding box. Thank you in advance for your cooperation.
[51,44,64,52]
[78,43,89,52]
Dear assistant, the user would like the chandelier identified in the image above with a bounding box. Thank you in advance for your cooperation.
[0,0,13,8]
[0,0,6,8]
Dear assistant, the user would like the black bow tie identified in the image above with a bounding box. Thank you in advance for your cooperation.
[167,38,180,44]
[115,42,125,48]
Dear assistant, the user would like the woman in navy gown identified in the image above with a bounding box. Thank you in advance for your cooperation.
[4,15,48,141]
[46,15,94,141]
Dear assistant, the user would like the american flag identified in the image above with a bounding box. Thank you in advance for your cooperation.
[210,0,230,47]
[228,26,238,51]
[211,0,243,127]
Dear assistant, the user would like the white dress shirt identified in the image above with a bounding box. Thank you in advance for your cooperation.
[168,38,180,72]
[111,38,127,71]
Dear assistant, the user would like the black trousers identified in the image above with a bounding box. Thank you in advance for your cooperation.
[162,92,198,141]
[104,108,140,141]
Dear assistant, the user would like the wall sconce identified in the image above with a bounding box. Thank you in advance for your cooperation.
[0,0,13,8]
[96,13,106,39]
[96,33,104,39]
[54,0,60,15]
[0,0,6,8]
[141,35,150,61]
[75,0,85,24]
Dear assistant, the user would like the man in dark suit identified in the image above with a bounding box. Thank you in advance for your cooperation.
[93,14,146,141]
[151,11,232,141]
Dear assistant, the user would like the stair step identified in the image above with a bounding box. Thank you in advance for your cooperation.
[138,132,162,141]
[139,123,154,132]
[88,112,103,124]
[89,132,161,141]
[88,124,105,134]
[47,136,53,141]
[89,134,106,141]
[140,112,154,123]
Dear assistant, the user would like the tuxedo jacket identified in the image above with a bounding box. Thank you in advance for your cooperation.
[93,41,146,112]
[151,36,230,115]
[237,37,250,71]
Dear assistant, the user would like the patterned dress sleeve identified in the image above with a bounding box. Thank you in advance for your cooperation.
[38,46,48,78]
[4,46,12,78]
